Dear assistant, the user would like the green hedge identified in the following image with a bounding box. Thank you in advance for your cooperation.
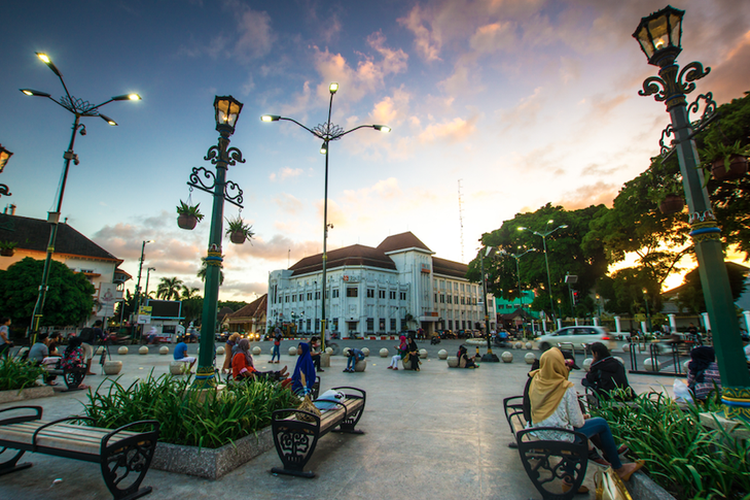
[0,357,44,391]
[82,372,299,449]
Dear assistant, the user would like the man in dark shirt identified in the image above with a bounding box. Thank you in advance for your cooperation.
[582,342,633,401]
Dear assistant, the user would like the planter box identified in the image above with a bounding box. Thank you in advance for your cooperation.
[0,385,55,404]
[150,425,273,479]
[628,471,676,500]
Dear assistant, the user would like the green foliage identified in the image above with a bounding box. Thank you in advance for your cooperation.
[176,200,204,221]
[473,203,609,318]
[82,372,299,448]
[0,357,44,391]
[0,240,18,251]
[225,216,255,240]
[591,392,750,499]
[156,277,183,301]
[676,263,748,314]
[0,257,95,329]
[198,257,224,285]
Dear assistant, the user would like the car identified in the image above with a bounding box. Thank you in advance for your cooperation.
[534,326,614,353]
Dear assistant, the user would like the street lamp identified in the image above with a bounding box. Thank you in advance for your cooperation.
[184,95,245,389]
[22,52,141,334]
[479,246,498,362]
[262,83,390,349]
[0,144,13,198]
[634,5,750,417]
[145,267,156,299]
[134,240,154,308]
[518,220,568,326]
[502,247,536,333]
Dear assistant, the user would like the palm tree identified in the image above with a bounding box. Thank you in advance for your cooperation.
[156,277,183,301]
[197,257,224,285]
[180,285,200,300]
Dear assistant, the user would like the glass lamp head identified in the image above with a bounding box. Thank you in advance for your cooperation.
[214,95,244,134]
[0,144,13,173]
[633,5,684,66]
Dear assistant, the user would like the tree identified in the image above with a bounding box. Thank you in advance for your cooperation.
[180,285,200,300]
[113,289,137,324]
[470,203,609,319]
[675,263,748,314]
[197,257,224,285]
[0,257,95,329]
[156,277,183,301]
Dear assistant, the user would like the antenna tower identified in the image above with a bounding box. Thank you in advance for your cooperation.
[458,179,465,262]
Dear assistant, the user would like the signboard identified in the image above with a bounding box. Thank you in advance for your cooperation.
[420,263,431,274]
[96,283,121,317]
[137,305,152,324]
[342,275,360,282]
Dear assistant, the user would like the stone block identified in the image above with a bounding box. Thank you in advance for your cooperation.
[170,361,187,375]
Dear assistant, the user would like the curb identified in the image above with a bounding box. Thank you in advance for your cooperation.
[629,471,676,500]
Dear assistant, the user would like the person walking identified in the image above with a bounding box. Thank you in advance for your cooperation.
[270,328,282,363]
[222,333,240,374]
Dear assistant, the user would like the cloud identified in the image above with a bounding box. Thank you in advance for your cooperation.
[369,86,411,127]
[498,87,544,130]
[367,31,408,75]
[708,29,750,103]
[417,116,477,144]
[273,193,304,215]
[231,4,275,61]
[241,234,321,261]
[398,4,442,61]
[555,181,620,209]
[269,167,304,182]
[470,21,516,53]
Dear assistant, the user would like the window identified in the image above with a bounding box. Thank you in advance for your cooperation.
[440,294,445,303]
[285,295,289,303]
[332,318,339,331]
[367,318,374,331]
[447,295,452,304]
[400,319,407,330]
[306,319,311,330]
[448,319,453,330]
[307,292,312,300]
[454,295,459,304]
[315,291,320,300]
[460,284,465,292]
[347,287,358,298]
[461,296,465,305]
[389,291,396,300]
[379,318,385,331]
[292,295,296,302]
[315,319,320,331]
[367,289,375,298]
[379,290,386,299]
[434,293,438,302]
[333,289,340,298]
[299,294,303,301]
[390,318,397,331]
[400,292,407,301]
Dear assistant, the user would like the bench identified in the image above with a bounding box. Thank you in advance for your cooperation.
[0,405,160,500]
[270,385,366,478]
[503,395,589,500]
[46,365,87,391]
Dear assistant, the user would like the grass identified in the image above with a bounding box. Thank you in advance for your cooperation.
[82,371,299,449]
[0,356,44,391]
[591,391,750,500]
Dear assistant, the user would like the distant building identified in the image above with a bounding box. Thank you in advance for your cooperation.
[224,294,267,334]
[267,232,481,338]
[0,211,130,326]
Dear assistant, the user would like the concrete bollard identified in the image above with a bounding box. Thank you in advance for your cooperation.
[216,346,225,356]
[103,360,122,375]
[644,358,661,372]
[379,348,389,357]
[117,346,128,356]
[159,346,169,355]
[354,359,367,372]
[447,356,459,368]
[501,351,513,363]
[169,361,185,375]
[252,346,261,355]
[95,346,105,355]
[361,347,370,357]
[139,346,149,355]
[515,342,524,350]
[321,352,330,367]
[524,352,536,365]
[419,348,428,359]
[525,342,533,350]
[438,349,448,360]
[583,358,593,372]
[288,346,298,356]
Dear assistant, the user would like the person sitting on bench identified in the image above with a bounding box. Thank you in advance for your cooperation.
[291,342,317,395]
[60,337,89,389]
[232,338,290,386]
[582,342,633,401]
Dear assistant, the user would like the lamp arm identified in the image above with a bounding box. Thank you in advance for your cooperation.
[92,98,116,109]
[339,124,379,138]
[277,117,318,137]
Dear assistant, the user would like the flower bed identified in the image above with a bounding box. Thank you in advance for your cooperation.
[591,392,750,499]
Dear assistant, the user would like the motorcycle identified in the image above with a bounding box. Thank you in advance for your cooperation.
[430,336,441,345]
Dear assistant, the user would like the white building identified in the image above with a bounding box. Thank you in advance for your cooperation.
[267,232,481,338]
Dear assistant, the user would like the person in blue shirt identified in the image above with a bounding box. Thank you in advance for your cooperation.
[344,348,365,372]
[173,337,196,373]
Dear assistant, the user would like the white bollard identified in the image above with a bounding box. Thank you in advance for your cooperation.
[419,348,428,359]
[644,358,661,372]
[216,346,225,356]
[524,352,536,365]
[252,346,261,355]
[117,346,128,356]
[438,349,448,360]
[361,347,370,357]
[583,358,593,372]
[288,346,298,356]
[159,346,169,355]
[501,351,513,363]
[379,348,389,357]
[139,346,149,355]
[525,342,533,350]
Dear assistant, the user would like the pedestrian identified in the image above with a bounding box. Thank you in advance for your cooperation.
[309,336,323,372]
[406,337,420,371]
[173,337,197,373]
[222,333,240,374]
[270,327,282,363]
[344,348,365,372]
[0,317,12,358]
[77,323,100,376]
[387,335,407,370]
[28,332,58,385]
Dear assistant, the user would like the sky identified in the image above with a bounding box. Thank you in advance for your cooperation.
[1,0,749,302]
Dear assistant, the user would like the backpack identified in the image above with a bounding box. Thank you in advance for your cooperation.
[79,327,95,343]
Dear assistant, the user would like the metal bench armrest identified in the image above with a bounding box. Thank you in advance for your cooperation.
[0,406,42,426]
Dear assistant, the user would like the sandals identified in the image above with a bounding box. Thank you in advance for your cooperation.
[616,460,645,482]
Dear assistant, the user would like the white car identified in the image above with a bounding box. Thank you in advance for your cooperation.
[535,326,614,353]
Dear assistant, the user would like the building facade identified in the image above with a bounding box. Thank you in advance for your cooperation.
[267,232,481,338]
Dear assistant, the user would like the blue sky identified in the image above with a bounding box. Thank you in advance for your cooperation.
[1,0,749,301]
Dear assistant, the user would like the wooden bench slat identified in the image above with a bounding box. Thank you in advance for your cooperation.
[0,421,142,455]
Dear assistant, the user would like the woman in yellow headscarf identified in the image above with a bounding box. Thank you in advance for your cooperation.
[529,348,643,485]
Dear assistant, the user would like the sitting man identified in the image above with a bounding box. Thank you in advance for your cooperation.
[173,337,196,373]
[344,348,365,372]
[582,342,633,401]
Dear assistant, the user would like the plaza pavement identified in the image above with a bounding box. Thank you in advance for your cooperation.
[0,339,679,500]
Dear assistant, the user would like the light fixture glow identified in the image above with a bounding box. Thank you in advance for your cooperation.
[100,114,118,126]
[36,52,50,63]
[261,114,280,122]
[374,125,391,133]
[320,142,328,154]
[329,82,339,94]
[128,94,140,100]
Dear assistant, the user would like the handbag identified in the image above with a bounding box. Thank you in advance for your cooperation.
[594,467,633,500]
[295,394,321,422]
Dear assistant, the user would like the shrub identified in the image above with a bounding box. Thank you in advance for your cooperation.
[591,391,750,499]
[82,372,299,449]
[0,357,44,391]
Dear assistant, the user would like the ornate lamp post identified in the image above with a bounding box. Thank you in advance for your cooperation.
[479,246,499,362]
[0,144,13,199]
[21,52,140,334]
[185,96,245,389]
[634,5,750,417]
[134,240,153,308]
[261,83,390,349]
[518,221,568,326]
[502,247,535,333]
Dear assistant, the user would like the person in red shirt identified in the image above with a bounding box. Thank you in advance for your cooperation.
[233,339,290,387]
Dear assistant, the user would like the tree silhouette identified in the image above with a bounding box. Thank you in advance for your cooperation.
[156,277,183,301]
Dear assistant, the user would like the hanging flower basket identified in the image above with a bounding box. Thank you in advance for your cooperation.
[0,241,17,257]
[225,216,254,245]
[229,231,247,244]
[177,213,198,230]
[0,248,14,257]
[176,200,204,230]
[711,155,748,181]
[659,194,684,215]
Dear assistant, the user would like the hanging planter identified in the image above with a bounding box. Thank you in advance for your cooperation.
[659,194,684,215]
[176,200,204,230]
[711,154,748,181]
[225,216,254,245]
[0,241,17,257]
